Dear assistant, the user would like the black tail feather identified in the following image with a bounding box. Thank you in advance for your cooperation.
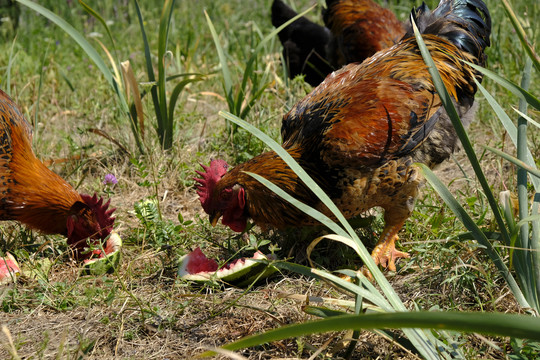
[406,0,491,64]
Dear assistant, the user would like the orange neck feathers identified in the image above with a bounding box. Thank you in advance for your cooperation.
[4,122,81,235]
[217,148,323,229]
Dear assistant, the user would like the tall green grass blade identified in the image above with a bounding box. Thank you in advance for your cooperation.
[78,0,120,62]
[411,18,511,247]
[219,111,462,359]
[477,58,540,312]
[464,61,540,111]
[199,312,540,357]
[515,215,540,229]
[205,11,233,109]
[483,146,540,180]
[134,0,161,143]
[243,172,345,236]
[517,58,540,311]
[33,43,50,142]
[167,76,205,128]
[5,35,17,95]
[219,111,381,279]
[501,0,540,73]
[417,12,536,306]
[475,79,539,191]
[514,108,540,130]
[420,164,529,308]
[303,306,348,318]
[157,0,175,149]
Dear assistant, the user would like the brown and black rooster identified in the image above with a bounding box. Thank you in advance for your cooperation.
[0,89,116,261]
[198,0,491,271]
[271,0,405,86]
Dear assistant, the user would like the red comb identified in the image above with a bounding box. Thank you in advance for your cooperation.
[81,193,116,237]
[194,159,229,213]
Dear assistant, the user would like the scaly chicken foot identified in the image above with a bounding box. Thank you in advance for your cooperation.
[370,223,409,272]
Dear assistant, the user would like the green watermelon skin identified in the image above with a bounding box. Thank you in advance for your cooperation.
[82,232,122,275]
[178,248,277,286]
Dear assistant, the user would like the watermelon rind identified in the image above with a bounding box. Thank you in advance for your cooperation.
[82,231,122,275]
[178,249,278,286]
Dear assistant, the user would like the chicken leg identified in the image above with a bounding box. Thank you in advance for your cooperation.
[371,221,409,271]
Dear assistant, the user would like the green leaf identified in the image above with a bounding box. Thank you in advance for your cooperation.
[168,75,205,129]
[501,0,540,73]
[157,0,175,149]
[303,306,348,318]
[243,172,345,236]
[79,0,119,62]
[205,11,233,105]
[483,145,540,180]
[475,79,539,192]
[514,108,540,130]
[463,61,540,111]
[5,35,17,95]
[199,312,540,357]
[134,0,162,133]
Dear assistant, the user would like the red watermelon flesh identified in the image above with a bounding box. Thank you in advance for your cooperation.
[0,252,20,284]
[185,247,219,273]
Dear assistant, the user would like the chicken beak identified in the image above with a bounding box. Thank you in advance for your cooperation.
[210,211,222,227]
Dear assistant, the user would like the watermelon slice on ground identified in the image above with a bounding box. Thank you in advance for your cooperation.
[178,247,278,287]
[82,231,122,275]
[0,252,20,285]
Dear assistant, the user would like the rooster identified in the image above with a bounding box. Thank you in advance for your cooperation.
[0,89,116,261]
[271,0,405,87]
[198,0,491,271]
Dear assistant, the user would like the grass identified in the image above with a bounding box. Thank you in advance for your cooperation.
[0,0,539,358]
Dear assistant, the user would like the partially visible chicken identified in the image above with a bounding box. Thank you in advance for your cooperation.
[0,89,116,260]
[271,0,405,87]
[323,0,405,69]
[197,0,491,271]
[271,0,333,86]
